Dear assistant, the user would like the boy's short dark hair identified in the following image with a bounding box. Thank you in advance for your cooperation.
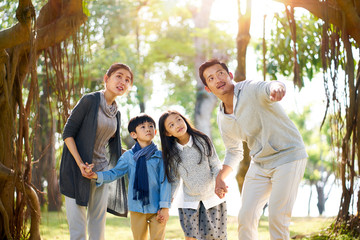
[198,59,230,86]
[128,114,156,134]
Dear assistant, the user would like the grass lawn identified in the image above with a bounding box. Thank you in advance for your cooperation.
[40,210,335,239]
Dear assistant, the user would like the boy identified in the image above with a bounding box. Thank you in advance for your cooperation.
[87,114,171,240]
[199,59,308,240]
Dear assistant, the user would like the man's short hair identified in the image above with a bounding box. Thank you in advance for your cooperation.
[198,59,230,86]
[128,114,156,134]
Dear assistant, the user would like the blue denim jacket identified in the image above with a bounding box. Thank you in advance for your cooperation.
[96,149,171,214]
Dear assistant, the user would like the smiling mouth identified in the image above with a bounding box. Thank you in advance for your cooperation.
[116,86,124,91]
[216,82,225,89]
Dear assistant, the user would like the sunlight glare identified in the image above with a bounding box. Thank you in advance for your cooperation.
[210,0,285,37]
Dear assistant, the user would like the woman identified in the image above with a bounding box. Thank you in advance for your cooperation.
[59,63,133,240]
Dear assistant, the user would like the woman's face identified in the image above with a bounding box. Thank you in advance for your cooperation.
[104,68,132,96]
[164,113,188,139]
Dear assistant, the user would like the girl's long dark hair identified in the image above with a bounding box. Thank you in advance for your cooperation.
[158,110,213,182]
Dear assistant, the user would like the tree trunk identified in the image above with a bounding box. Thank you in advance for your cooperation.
[235,142,250,193]
[192,0,217,136]
[316,184,325,215]
[274,0,360,233]
[234,0,252,194]
[32,94,47,207]
[308,184,312,216]
[32,78,62,211]
[0,0,87,237]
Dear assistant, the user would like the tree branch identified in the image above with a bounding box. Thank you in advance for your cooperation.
[0,198,12,240]
[0,161,15,180]
[0,0,35,51]
[35,12,87,51]
[0,0,86,52]
[273,0,360,43]
[25,183,41,240]
[0,23,31,50]
[336,0,360,40]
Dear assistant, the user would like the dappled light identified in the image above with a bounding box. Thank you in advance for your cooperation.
[0,0,359,239]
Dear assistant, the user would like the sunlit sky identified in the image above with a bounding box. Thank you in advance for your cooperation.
[211,0,286,38]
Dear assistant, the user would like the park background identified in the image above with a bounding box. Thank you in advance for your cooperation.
[1,0,360,239]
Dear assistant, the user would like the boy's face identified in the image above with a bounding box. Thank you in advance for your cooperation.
[203,64,233,98]
[130,121,156,144]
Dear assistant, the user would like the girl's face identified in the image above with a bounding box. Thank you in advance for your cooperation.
[104,68,132,96]
[164,114,188,139]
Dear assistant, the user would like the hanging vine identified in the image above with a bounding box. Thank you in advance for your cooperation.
[0,0,87,238]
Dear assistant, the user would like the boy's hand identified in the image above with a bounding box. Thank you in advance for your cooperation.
[156,208,169,224]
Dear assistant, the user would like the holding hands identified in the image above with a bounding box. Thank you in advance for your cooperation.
[215,165,232,199]
[156,208,169,224]
[215,178,228,199]
[80,162,97,179]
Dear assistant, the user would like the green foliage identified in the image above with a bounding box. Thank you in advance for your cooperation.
[254,12,322,86]
[0,0,18,28]
[288,106,335,183]
[0,0,46,29]
[81,0,235,118]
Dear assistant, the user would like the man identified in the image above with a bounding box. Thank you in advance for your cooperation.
[199,59,308,240]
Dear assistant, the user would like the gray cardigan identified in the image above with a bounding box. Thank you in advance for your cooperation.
[59,92,128,216]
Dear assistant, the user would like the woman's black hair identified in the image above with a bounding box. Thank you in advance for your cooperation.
[158,110,213,182]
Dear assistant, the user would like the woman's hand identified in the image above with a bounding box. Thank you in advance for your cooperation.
[81,163,96,179]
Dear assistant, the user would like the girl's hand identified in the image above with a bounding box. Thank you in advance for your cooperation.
[215,187,226,199]
[215,175,228,199]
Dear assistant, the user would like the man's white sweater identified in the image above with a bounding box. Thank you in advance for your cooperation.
[217,80,308,170]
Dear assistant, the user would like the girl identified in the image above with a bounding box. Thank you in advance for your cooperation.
[59,63,132,240]
[158,110,227,240]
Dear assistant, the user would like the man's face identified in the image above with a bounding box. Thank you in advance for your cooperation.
[203,64,233,97]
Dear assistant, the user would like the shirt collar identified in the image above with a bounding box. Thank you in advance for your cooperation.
[219,81,242,114]
[176,135,193,151]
